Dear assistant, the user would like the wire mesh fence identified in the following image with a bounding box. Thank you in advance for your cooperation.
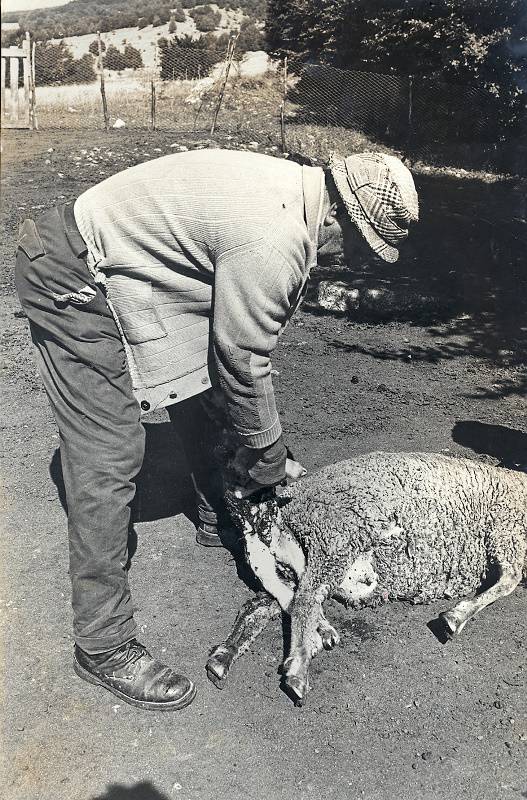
[6,30,525,175]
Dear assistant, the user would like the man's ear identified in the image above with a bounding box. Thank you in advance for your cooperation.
[323,202,340,226]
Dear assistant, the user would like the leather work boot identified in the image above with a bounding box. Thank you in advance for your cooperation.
[73,639,196,711]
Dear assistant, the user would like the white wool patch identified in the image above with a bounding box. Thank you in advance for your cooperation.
[339,551,379,603]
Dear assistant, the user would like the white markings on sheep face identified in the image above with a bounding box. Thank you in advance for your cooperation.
[339,551,379,604]
[270,528,306,580]
[244,530,295,612]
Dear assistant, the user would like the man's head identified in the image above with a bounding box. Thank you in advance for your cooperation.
[319,152,419,265]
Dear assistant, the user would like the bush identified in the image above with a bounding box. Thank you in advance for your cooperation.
[102,44,144,70]
[103,44,128,70]
[236,17,264,53]
[159,33,222,80]
[190,5,221,33]
[124,44,143,69]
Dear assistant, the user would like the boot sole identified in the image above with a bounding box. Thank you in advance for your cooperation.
[73,657,197,711]
[196,528,223,547]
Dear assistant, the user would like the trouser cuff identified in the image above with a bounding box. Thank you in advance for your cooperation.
[74,620,138,655]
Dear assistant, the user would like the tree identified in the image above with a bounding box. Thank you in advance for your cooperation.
[190,5,222,33]
[266,0,527,139]
[88,38,105,56]
[159,33,221,80]
[124,44,143,69]
[236,16,265,53]
[34,41,96,85]
[103,43,128,70]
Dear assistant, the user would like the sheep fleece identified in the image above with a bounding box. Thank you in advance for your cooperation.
[280,453,527,605]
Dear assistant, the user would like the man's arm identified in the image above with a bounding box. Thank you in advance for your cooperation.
[212,239,306,486]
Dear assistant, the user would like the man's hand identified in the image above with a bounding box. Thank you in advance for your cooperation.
[233,456,307,499]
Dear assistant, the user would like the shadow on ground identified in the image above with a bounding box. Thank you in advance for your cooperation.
[49,421,196,524]
[91,783,170,800]
[303,170,526,399]
[452,420,527,468]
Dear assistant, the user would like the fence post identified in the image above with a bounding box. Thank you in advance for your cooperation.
[280,56,288,153]
[97,31,109,130]
[23,33,30,119]
[31,39,38,130]
[210,33,238,136]
[150,43,157,131]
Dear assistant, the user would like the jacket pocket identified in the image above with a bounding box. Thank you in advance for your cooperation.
[107,274,168,345]
[17,219,46,260]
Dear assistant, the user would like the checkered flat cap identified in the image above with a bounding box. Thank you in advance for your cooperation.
[329,152,419,263]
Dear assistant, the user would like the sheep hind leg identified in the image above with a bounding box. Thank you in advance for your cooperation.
[206,592,281,689]
[282,581,331,706]
[439,563,522,637]
[318,609,340,650]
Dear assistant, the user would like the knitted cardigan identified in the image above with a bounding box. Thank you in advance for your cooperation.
[74,149,325,449]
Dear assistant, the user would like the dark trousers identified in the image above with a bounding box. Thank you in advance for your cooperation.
[15,205,220,654]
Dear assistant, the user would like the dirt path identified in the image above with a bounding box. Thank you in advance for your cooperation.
[1,130,525,800]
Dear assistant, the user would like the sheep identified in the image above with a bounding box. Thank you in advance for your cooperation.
[206,452,527,705]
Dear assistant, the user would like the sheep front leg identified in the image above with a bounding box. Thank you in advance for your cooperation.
[282,581,331,706]
[439,563,522,637]
[207,592,281,689]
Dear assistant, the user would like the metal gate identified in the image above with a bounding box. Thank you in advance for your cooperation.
[1,35,35,129]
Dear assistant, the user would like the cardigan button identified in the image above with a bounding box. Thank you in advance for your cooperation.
[140,400,150,411]
[169,392,178,399]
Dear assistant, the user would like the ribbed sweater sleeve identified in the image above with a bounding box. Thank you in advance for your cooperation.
[212,234,306,449]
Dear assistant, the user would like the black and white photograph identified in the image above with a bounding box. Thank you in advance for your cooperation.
[1,1,526,798]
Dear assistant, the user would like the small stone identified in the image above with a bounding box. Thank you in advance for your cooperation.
[494,700,503,709]
[112,118,126,129]
[351,375,359,384]
[421,750,433,761]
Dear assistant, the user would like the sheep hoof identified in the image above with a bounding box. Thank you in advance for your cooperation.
[206,644,236,689]
[439,610,466,637]
[320,624,340,651]
[283,674,308,706]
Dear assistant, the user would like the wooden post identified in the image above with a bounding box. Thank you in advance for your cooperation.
[9,55,19,123]
[31,40,38,130]
[1,57,5,121]
[280,55,288,153]
[150,44,157,131]
[210,33,238,136]
[97,31,109,130]
[22,31,33,129]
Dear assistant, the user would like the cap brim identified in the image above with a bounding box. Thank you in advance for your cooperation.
[330,159,399,263]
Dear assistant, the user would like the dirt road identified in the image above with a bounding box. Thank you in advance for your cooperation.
[1,130,525,800]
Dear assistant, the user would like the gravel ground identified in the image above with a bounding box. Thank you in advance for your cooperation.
[1,129,525,800]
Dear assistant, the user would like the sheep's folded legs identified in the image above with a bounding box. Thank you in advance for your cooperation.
[206,592,281,688]
[440,563,522,636]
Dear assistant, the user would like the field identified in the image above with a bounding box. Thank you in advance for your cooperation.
[1,127,526,800]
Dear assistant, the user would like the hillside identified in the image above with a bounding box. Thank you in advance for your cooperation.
[2,0,266,40]
[47,7,247,69]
